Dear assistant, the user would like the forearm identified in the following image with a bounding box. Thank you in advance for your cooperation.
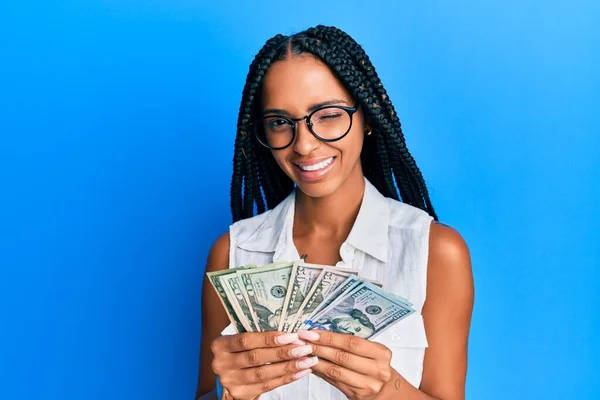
[377,370,441,400]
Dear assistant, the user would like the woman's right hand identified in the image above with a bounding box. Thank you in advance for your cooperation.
[211,331,319,400]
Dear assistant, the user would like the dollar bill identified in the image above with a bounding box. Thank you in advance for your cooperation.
[220,272,259,332]
[206,264,255,333]
[362,277,384,288]
[299,275,362,330]
[289,267,358,333]
[299,277,413,330]
[238,262,294,331]
[305,281,415,339]
[278,262,326,332]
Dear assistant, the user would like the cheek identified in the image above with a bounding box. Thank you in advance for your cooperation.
[340,129,364,161]
[269,150,286,167]
[269,149,293,174]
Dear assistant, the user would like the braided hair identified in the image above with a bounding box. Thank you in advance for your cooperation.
[231,25,438,222]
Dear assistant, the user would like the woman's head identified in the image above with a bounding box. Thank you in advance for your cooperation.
[260,53,367,201]
[231,25,437,222]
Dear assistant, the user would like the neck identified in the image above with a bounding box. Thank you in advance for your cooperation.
[293,168,365,240]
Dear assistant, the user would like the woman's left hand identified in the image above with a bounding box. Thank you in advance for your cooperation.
[297,330,395,400]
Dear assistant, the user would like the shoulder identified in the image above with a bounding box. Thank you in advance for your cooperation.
[425,221,474,306]
[209,207,279,271]
[385,198,434,231]
[229,191,295,247]
[227,209,275,251]
[230,208,273,232]
[205,231,230,274]
[428,222,471,276]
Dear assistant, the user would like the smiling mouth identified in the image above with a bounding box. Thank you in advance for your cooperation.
[294,157,335,171]
[292,156,336,182]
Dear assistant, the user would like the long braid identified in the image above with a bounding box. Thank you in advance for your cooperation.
[301,29,417,201]
[309,26,435,216]
[230,26,438,222]
[248,139,266,216]
[231,34,292,221]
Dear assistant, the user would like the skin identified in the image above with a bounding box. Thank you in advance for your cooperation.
[196,53,474,400]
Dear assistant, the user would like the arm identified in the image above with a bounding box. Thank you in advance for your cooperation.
[196,232,232,399]
[301,221,474,400]
[391,221,474,399]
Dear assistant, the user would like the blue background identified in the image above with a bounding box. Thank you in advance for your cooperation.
[1,1,598,399]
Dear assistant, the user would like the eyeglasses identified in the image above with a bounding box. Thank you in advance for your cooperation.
[250,103,360,150]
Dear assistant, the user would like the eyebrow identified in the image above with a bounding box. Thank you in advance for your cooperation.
[263,98,349,116]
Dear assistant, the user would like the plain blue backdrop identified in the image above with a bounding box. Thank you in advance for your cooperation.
[1,1,598,399]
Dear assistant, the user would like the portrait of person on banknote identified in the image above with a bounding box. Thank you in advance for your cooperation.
[310,304,375,339]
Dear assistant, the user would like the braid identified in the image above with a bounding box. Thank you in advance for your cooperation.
[248,139,266,216]
[230,26,438,222]
[231,34,293,222]
[308,26,436,216]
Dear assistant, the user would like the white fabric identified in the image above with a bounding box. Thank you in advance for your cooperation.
[225,177,433,399]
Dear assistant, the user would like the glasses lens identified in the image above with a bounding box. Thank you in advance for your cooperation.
[310,107,351,140]
[255,116,294,149]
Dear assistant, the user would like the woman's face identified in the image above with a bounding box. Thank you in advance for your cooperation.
[260,54,366,199]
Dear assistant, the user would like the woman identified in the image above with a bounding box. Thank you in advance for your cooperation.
[196,25,474,400]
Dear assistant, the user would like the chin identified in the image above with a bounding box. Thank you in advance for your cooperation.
[294,179,341,199]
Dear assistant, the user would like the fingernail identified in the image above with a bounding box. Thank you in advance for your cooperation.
[290,344,313,358]
[297,356,319,369]
[297,331,320,341]
[275,333,299,345]
[293,368,311,380]
[292,340,306,346]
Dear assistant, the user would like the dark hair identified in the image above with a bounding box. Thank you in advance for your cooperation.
[231,25,438,222]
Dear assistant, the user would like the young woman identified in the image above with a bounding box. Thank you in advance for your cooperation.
[196,25,474,400]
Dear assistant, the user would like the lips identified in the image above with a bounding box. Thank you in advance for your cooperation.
[294,157,335,171]
[292,156,336,182]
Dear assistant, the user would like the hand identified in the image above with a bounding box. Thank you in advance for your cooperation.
[298,330,394,400]
[211,331,319,400]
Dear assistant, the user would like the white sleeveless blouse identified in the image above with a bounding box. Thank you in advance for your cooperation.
[224,177,433,399]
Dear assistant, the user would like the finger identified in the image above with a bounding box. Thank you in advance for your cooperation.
[220,332,300,353]
[239,356,319,384]
[314,372,356,399]
[310,343,377,376]
[311,357,375,390]
[298,330,384,358]
[232,343,315,368]
[239,368,312,398]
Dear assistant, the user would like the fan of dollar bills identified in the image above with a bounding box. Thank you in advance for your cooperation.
[207,260,415,339]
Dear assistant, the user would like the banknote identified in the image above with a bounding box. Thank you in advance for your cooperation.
[206,264,257,332]
[289,267,358,333]
[279,261,325,332]
[211,260,415,337]
[206,269,248,333]
[238,262,295,331]
[305,282,415,339]
[362,277,384,288]
[220,272,259,332]
[299,275,362,330]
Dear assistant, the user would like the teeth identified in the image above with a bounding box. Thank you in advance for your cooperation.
[297,157,334,172]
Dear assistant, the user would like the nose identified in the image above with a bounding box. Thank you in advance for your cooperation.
[293,119,320,156]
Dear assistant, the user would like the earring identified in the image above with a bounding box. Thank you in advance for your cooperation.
[366,130,372,136]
